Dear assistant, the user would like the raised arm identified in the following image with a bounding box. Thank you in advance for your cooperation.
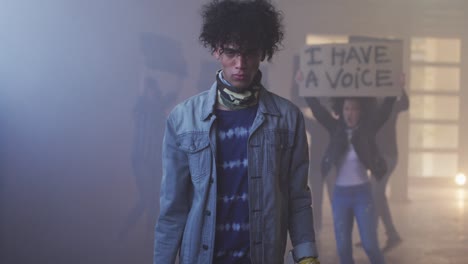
[372,96,397,131]
[304,97,336,132]
[395,88,409,113]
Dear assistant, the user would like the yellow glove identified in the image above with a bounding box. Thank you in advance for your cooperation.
[298,257,320,264]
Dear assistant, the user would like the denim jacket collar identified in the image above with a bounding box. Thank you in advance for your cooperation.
[201,82,281,121]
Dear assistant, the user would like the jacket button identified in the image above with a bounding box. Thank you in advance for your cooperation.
[205,210,211,216]
[203,244,209,250]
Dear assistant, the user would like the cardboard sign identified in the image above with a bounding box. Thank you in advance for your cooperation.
[298,42,402,97]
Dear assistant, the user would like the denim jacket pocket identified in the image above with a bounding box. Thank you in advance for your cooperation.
[265,130,294,176]
[177,132,211,183]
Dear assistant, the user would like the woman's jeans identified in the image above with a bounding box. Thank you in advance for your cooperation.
[332,182,385,264]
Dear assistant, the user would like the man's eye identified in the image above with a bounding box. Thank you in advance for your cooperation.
[224,50,237,57]
[245,50,259,57]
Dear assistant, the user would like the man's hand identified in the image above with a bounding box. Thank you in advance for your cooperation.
[298,257,320,264]
[295,70,304,84]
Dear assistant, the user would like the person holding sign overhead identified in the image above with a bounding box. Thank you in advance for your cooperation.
[297,39,404,264]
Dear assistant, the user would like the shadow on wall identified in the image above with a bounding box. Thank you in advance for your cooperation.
[117,32,187,242]
[0,82,6,242]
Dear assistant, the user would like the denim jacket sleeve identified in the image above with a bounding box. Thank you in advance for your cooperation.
[288,111,319,260]
[153,115,191,264]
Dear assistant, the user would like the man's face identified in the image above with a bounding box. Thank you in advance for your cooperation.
[343,99,362,128]
[214,44,263,90]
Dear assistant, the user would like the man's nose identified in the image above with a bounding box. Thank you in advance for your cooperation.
[234,54,247,68]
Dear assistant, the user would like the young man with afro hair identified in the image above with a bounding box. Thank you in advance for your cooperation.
[153,1,320,263]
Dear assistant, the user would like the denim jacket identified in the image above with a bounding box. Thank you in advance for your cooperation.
[154,83,318,264]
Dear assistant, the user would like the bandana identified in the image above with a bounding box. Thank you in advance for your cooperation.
[216,70,262,110]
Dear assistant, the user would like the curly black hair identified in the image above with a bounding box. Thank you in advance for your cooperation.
[199,0,284,61]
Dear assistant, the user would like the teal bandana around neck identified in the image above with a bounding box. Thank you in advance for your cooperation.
[216,70,262,110]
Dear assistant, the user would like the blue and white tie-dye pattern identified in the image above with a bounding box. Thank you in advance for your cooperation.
[213,105,257,264]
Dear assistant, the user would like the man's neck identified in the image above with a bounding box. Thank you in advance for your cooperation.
[216,70,261,111]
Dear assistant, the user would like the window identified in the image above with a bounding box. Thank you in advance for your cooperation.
[306,35,348,45]
[408,37,461,178]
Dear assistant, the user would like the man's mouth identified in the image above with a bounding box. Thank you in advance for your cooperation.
[233,74,246,80]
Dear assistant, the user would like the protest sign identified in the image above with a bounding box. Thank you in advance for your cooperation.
[298,41,402,97]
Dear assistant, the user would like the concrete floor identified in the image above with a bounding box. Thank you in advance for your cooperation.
[4,177,463,264]
[301,180,468,264]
